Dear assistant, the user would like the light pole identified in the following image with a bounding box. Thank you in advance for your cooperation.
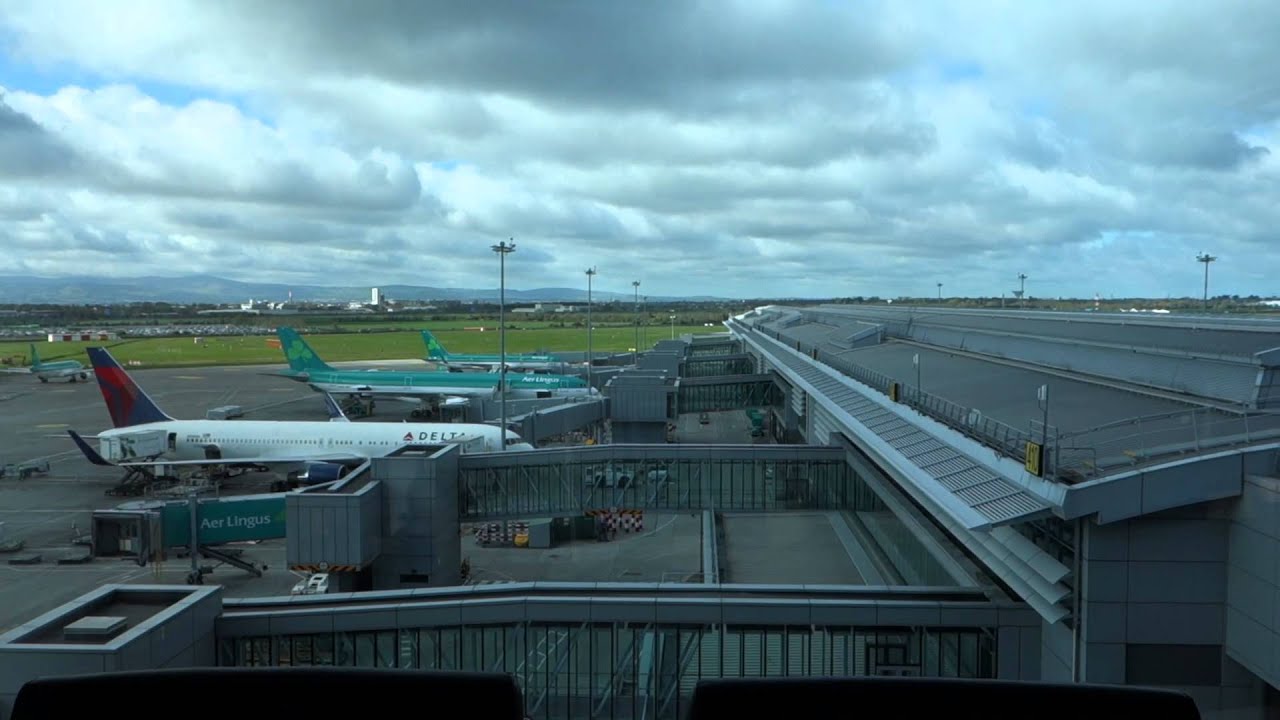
[670,314,676,340]
[1017,273,1028,309]
[491,240,515,450]
[1196,252,1217,311]
[937,282,942,301]
[632,280,641,366]
[642,295,647,350]
[585,267,597,391]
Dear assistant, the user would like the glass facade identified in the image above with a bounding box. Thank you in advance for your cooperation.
[688,343,741,358]
[459,450,966,588]
[676,381,781,413]
[680,357,755,378]
[220,621,997,719]
[460,455,863,519]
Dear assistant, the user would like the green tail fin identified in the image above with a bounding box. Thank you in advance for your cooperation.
[276,327,331,372]
[422,330,449,359]
[29,343,40,368]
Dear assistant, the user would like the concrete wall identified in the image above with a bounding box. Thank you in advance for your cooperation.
[369,447,461,589]
[612,422,668,444]
[0,585,221,720]
[1078,506,1267,718]
[286,481,382,569]
[1225,474,1280,711]
[607,375,675,422]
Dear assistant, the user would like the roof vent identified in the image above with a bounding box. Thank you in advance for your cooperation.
[63,616,128,642]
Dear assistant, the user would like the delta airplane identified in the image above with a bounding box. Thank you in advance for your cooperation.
[422,329,565,372]
[26,343,91,383]
[275,328,596,411]
[67,347,534,484]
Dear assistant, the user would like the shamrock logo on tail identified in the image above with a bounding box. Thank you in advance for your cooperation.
[286,339,315,364]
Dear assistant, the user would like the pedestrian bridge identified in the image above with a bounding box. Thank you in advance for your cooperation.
[458,443,853,521]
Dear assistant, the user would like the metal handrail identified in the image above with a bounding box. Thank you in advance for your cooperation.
[733,319,1280,484]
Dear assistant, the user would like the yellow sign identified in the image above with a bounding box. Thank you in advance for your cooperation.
[1025,441,1044,476]
[889,382,900,402]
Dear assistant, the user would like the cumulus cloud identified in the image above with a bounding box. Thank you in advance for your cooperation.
[0,0,1278,298]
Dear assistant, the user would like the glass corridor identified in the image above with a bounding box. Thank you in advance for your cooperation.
[221,621,997,720]
[680,357,755,378]
[459,455,865,519]
[676,382,781,413]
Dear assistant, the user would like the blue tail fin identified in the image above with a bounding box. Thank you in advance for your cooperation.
[322,393,350,423]
[85,347,174,428]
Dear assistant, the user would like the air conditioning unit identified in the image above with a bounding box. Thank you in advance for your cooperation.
[966,409,982,427]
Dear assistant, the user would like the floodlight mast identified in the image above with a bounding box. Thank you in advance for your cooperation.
[1196,252,1217,311]
[491,240,516,449]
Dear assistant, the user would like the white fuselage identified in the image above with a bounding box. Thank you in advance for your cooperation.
[309,380,598,400]
[96,419,532,465]
[36,366,90,382]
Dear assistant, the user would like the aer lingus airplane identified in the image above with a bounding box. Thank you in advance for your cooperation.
[422,329,565,372]
[66,347,534,484]
[274,327,596,416]
[26,343,91,383]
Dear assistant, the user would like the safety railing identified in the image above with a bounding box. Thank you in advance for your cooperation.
[733,319,1038,467]
[731,316,1280,485]
[1053,407,1280,482]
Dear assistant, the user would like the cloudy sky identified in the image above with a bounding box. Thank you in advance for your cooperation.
[0,1,1277,299]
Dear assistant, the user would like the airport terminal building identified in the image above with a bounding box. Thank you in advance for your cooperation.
[3,305,1280,719]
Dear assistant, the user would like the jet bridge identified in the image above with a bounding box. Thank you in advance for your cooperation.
[92,492,291,583]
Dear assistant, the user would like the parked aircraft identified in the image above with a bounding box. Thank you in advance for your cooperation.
[67,347,534,485]
[422,329,566,372]
[27,343,91,382]
[274,327,596,417]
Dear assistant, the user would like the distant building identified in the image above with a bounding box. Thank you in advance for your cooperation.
[371,287,385,306]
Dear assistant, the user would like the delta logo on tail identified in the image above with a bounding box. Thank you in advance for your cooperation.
[403,431,414,442]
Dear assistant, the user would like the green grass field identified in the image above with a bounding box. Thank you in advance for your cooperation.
[0,325,724,368]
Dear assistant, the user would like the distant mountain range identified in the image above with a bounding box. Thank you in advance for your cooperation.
[0,275,731,304]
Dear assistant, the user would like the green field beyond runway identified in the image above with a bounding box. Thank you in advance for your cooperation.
[0,325,721,369]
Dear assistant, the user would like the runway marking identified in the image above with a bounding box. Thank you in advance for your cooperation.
[268,388,292,392]
[52,389,74,393]
[36,423,69,429]
[174,375,205,380]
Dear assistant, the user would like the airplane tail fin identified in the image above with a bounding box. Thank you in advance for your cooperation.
[276,327,333,373]
[85,347,175,428]
[29,343,41,368]
[322,393,350,423]
[422,330,450,360]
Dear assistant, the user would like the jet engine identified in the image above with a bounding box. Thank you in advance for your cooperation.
[297,462,347,485]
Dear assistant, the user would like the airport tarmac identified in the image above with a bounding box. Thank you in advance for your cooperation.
[0,362,881,635]
[674,408,769,445]
[720,513,866,585]
[0,364,349,633]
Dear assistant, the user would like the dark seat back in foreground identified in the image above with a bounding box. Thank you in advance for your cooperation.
[12,667,525,720]
[686,677,1201,720]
